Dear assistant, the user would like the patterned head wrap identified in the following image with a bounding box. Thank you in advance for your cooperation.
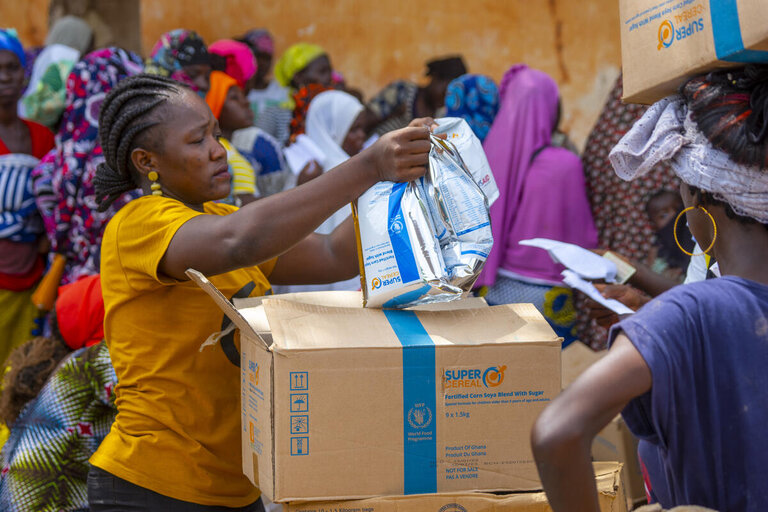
[145,29,209,91]
[31,47,143,285]
[611,96,768,224]
[0,29,25,67]
[445,74,499,142]
[241,29,274,55]
[289,83,333,142]
[274,43,326,87]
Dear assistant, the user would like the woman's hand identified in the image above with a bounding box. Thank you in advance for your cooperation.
[366,125,432,183]
[586,284,649,329]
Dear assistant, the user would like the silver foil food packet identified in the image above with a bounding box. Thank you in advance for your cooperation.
[354,135,492,308]
[426,135,493,291]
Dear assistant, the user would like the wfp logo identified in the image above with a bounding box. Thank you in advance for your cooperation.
[658,20,674,50]
[372,277,382,290]
[482,365,506,387]
[438,505,468,512]
[408,403,433,429]
[389,218,404,234]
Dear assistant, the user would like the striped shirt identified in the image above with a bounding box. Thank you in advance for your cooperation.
[0,154,43,242]
[220,138,258,198]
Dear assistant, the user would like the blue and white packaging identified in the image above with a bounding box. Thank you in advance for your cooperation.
[433,117,498,206]
[354,135,492,308]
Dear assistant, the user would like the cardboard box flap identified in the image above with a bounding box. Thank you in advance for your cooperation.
[233,292,490,350]
[264,299,560,351]
[236,290,363,310]
[235,291,488,311]
[186,268,270,349]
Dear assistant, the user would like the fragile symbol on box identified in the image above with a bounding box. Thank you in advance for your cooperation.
[291,436,309,456]
[290,372,308,390]
[291,415,309,434]
[290,393,309,412]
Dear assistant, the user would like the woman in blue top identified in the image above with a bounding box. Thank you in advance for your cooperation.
[531,65,768,511]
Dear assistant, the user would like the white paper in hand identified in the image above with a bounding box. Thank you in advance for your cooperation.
[561,270,635,316]
[519,238,617,282]
[284,134,326,175]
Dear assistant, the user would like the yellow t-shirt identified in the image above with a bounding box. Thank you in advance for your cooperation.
[91,195,276,507]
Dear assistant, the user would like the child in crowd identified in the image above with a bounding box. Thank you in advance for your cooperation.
[205,70,261,205]
[645,189,694,279]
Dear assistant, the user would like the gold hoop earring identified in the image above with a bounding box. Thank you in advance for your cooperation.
[148,170,162,196]
[674,206,717,256]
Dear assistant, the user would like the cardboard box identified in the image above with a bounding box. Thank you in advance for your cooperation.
[284,462,627,512]
[190,271,562,503]
[561,341,606,389]
[593,417,646,508]
[619,0,768,103]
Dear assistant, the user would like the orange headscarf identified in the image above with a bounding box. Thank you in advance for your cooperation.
[205,70,238,119]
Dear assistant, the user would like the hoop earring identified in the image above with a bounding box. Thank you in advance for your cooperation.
[674,206,717,256]
[148,170,162,196]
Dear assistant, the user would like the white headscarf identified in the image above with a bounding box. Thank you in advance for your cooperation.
[305,90,364,171]
[610,96,768,224]
[272,91,365,295]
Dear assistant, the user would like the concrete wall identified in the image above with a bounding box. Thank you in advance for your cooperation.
[8,0,621,148]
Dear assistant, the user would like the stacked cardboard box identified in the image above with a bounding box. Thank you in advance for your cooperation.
[619,0,768,103]
[284,462,627,512]
[190,271,626,511]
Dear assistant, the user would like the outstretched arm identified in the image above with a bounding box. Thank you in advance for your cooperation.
[531,334,651,512]
[159,125,432,281]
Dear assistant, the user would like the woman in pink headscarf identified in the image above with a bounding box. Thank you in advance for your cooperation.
[478,65,597,346]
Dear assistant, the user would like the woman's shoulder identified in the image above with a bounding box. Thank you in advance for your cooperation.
[106,196,206,236]
[641,276,768,319]
[22,119,55,158]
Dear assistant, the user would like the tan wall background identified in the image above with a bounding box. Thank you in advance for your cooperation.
[7,0,621,149]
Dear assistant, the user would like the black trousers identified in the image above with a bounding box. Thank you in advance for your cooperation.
[88,466,265,512]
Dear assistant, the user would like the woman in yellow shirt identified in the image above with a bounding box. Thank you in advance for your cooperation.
[87,74,433,511]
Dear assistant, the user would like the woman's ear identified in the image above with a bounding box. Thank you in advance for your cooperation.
[130,147,158,178]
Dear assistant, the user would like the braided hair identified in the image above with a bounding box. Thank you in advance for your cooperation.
[682,64,768,169]
[93,74,186,212]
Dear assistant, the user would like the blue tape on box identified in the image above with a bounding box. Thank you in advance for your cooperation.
[384,310,437,495]
[710,0,768,63]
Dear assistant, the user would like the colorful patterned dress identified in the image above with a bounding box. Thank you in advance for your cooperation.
[30,48,143,285]
[0,342,117,512]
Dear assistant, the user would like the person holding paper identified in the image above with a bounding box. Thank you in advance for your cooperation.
[274,90,367,293]
[532,65,768,512]
[477,65,598,346]
[86,73,435,511]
